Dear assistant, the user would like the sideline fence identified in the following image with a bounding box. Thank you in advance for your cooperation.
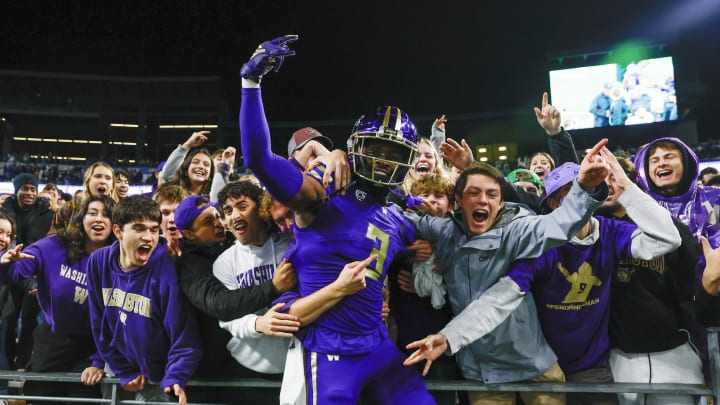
[1,326,718,404]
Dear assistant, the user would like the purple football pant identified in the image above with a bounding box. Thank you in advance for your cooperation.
[304,335,436,405]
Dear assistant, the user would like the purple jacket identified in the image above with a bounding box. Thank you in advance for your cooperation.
[634,137,720,248]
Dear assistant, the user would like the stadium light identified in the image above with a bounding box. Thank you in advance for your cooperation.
[158,124,218,129]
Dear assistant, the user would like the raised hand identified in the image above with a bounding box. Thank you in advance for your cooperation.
[0,244,35,265]
[182,131,209,150]
[255,302,301,337]
[439,138,473,171]
[403,333,449,376]
[599,146,632,196]
[578,138,610,193]
[222,146,237,166]
[433,115,447,131]
[534,92,562,135]
[307,149,352,191]
[240,35,299,83]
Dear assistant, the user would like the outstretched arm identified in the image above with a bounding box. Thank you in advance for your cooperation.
[404,276,526,375]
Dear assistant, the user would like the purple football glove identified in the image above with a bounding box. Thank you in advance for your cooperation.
[240,34,298,83]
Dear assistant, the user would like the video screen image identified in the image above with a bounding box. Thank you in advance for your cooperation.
[549,56,676,130]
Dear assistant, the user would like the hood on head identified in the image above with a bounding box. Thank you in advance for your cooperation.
[633,137,698,201]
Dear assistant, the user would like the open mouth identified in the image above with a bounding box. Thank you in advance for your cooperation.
[534,169,545,177]
[97,187,107,194]
[137,244,153,260]
[0,241,7,250]
[233,220,248,234]
[192,169,207,177]
[91,224,106,234]
[416,163,430,173]
[656,169,672,179]
[472,209,489,222]
[168,226,178,233]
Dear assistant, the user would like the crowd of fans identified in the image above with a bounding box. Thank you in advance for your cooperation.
[0,36,718,405]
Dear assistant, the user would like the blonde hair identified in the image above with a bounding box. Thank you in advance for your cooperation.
[402,137,447,194]
[82,162,118,202]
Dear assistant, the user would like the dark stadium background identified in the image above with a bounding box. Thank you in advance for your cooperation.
[1,1,718,165]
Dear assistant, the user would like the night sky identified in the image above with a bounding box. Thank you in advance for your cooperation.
[2,1,719,142]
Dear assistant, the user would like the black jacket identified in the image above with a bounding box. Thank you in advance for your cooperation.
[1,196,53,246]
[176,238,279,321]
[175,238,280,377]
[607,215,720,352]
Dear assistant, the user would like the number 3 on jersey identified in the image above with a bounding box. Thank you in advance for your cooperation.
[365,223,389,280]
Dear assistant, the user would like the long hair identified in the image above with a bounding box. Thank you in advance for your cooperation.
[168,148,215,197]
[0,211,16,242]
[402,137,447,194]
[57,195,116,265]
[82,162,118,202]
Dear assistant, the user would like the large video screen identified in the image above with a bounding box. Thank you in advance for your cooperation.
[549,57,677,130]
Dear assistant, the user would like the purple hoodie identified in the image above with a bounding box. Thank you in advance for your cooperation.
[0,235,103,368]
[86,239,202,389]
[634,137,720,248]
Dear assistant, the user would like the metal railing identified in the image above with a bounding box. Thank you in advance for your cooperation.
[1,327,718,404]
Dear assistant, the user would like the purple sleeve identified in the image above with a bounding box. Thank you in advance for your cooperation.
[86,252,140,384]
[240,87,304,204]
[160,269,203,389]
[506,258,544,293]
[273,288,301,313]
[0,243,42,284]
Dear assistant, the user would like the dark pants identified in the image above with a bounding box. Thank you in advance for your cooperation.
[24,322,101,404]
[565,362,619,405]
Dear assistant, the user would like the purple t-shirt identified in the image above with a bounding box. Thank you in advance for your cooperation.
[507,216,636,374]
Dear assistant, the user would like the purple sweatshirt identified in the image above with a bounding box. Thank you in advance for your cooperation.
[86,240,202,389]
[0,235,103,368]
[508,216,635,373]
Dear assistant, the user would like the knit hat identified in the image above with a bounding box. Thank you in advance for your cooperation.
[287,127,333,157]
[174,195,218,232]
[539,162,579,206]
[13,173,39,194]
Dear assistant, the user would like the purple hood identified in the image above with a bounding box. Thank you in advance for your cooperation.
[634,137,720,247]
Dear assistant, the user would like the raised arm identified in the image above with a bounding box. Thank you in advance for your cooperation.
[239,35,327,218]
[161,131,210,182]
[535,92,578,165]
[602,147,681,258]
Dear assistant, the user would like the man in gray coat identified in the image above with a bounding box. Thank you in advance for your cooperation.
[404,139,610,405]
